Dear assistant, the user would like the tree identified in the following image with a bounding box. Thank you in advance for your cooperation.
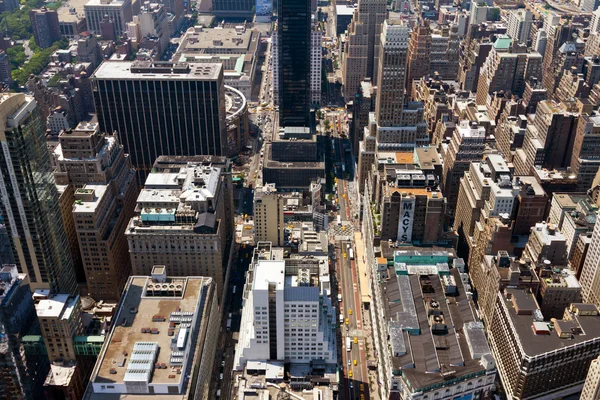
[6,46,26,70]
[324,119,331,130]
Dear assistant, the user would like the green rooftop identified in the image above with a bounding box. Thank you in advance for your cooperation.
[493,35,513,50]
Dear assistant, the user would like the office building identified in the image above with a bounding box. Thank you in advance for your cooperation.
[571,115,600,191]
[126,157,234,297]
[348,79,375,158]
[489,293,600,399]
[0,94,77,294]
[441,120,486,215]
[582,0,600,12]
[378,187,445,244]
[234,247,337,369]
[537,268,582,320]
[277,0,311,127]
[429,25,460,81]
[254,184,284,247]
[92,61,227,180]
[513,100,579,176]
[84,0,133,37]
[174,25,260,99]
[342,0,387,99]
[138,2,169,56]
[406,24,431,96]
[212,0,254,17]
[582,356,600,400]
[310,22,323,105]
[87,266,219,399]
[370,19,429,159]
[523,222,568,266]
[262,127,326,189]
[475,36,542,106]
[0,265,46,399]
[454,155,517,240]
[543,39,585,100]
[52,122,138,301]
[507,9,533,45]
[580,218,600,308]
[56,184,85,283]
[557,198,597,261]
[30,7,61,48]
[371,251,497,399]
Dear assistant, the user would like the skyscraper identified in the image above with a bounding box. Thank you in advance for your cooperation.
[277,0,311,127]
[92,61,227,181]
[0,94,77,294]
[342,0,387,99]
[52,122,138,301]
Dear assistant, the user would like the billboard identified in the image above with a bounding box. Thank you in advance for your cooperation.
[396,196,415,243]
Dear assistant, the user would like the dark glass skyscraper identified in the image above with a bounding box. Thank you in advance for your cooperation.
[278,0,311,128]
[0,94,77,294]
[92,61,227,182]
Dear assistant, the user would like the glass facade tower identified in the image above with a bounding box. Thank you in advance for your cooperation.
[0,94,77,294]
[277,0,311,128]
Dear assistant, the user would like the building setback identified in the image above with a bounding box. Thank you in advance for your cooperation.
[126,157,234,298]
[92,61,227,181]
[52,122,138,301]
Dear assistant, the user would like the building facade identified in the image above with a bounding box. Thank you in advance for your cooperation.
[0,94,77,294]
[92,61,228,181]
[29,7,61,49]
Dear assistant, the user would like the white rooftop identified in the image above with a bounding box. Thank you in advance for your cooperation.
[36,294,78,319]
[252,260,285,291]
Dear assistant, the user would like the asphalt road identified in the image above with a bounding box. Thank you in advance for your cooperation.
[217,244,253,400]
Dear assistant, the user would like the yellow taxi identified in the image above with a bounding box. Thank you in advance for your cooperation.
[360,384,364,392]
[343,253,347,258]
[345,318,349,325]
[353,360,357,366]
[349,370,353,378]
[349,309,352,315]
[354,337,358,344]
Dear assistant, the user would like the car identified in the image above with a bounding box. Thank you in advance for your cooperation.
[360,384,364,392]
[349,370,353,378]
[219,373,223,380]
[354,337,358,344]
[347,359,351,366]
[349,309,352,315]
[345,318,349,325]
[353,359,357,366]
[349,382,353,389]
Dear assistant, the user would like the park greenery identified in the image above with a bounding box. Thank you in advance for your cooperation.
[12,38,68,86]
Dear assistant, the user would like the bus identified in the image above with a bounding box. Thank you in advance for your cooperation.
[337,215,342,226]
[349,248,354,260]
[346,337,352,352]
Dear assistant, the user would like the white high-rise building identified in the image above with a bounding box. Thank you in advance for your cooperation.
[234,245,337,369]
[507,9,533,45]
[591,7,600,34]
[272,15,322,106]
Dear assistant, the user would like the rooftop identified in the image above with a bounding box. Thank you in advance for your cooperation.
[501,289,600,357]
[380,264,494,391]
[73,184,108,213]
[176,25,257,52]
[56,0,87,22]
[84,0,130,8]
[91,274,212,396]
[92,61,222,81]
[36,294,79,319]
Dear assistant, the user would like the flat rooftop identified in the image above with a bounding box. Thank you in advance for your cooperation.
[73,184,108,213]
[92,61,222,81]
[56,0,87,21]
[36,294,78,319]
[177,26,256,52]
[501,289,600,357]
[91,275,211,396]
[380,266,492,391]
